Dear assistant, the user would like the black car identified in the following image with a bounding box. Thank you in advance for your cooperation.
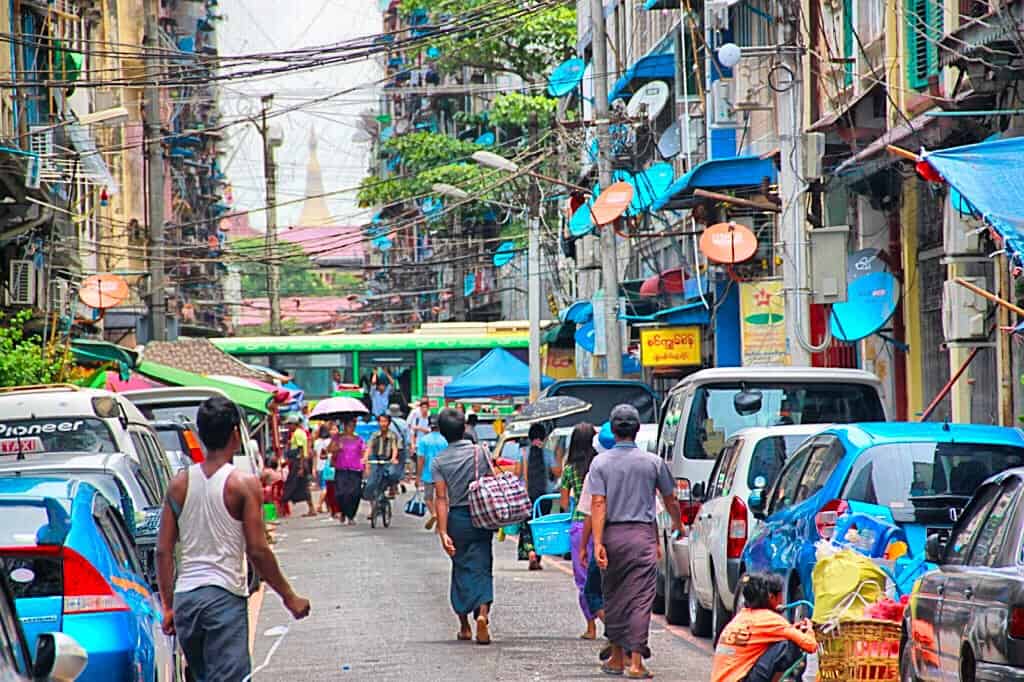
[901,467,1024,681]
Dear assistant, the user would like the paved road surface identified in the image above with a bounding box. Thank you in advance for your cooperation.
[252,496,715,681]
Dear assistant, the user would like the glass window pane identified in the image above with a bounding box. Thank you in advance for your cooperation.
[747,435,808,490]
[795,440,845,502]
[968,480,1022,567]
[769,445,812,513]
[422,350,484,397]
[945,484,1000,565]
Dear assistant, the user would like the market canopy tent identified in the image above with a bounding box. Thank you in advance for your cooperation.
[135,360,274,415]
[443,348,553,399]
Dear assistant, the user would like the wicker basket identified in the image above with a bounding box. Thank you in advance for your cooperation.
[815,620,901,681]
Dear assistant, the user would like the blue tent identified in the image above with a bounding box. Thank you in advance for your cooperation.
[444,348,553,399]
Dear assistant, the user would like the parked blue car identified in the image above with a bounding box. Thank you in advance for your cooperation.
[0,478,174,682]
[740,423,1024,612]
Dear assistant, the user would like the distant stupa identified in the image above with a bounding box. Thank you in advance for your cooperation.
[297,131,332,226]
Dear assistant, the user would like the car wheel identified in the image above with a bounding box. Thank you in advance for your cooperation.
[787,579,810,622]
[732,569,748,614]
[687,578,712,636]
[899,630,919,682]
[960,646,976,682]
[664,544,688,626]
[711,575,730,644]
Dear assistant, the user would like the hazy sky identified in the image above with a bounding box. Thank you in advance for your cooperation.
[218,0,382,230]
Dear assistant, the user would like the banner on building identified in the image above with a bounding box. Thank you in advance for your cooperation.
[543,346,576,380]
[640,327,701,367]
[739,280,790,365]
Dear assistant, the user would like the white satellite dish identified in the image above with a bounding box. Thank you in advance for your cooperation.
[626,80,670,122]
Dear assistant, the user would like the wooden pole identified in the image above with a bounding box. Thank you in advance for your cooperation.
[886,145,919,162]
[954,276,1024,317]
[693,189,782,213]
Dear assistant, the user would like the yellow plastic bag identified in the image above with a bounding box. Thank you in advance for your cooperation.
[811,549,886,623]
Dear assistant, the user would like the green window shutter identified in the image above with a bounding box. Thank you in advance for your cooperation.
[843,0,855,86]
[906,0,942,90]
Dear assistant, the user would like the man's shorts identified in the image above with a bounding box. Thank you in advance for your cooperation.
[174,585,250,681]
[422,482,435,501]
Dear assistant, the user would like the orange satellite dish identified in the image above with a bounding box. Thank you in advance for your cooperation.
[79,274,130,309]
[590,181,634,226]
[699,221,758,264]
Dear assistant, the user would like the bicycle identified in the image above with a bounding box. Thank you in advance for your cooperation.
[367,459,396,529]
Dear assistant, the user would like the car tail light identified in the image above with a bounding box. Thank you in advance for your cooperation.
[815,499,849,540]
[1010,607,1024,639]
[727,496,748,559]
[62,547,129,614]
[183,430,205,463]
[675,479,701,526]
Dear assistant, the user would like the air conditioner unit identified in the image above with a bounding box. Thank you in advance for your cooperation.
[6,260,35,306]
[805,132,826,180]
[943,199,983,256]
[28,126,57,176]
[711,79,736,125]
[942,277,988,342]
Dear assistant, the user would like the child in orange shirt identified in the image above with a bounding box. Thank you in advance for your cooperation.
[711,573,817,682]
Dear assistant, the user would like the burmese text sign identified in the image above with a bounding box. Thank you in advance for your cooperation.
[640,327,701,367]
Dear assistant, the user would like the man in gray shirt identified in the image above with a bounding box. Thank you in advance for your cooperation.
[591,404,682,679]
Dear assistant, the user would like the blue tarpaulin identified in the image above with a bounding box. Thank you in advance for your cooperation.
[652,155,778,211]
[443,348,553,399]
[923,137,1024,270]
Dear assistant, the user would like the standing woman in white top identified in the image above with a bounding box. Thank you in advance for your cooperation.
[156,396,311,681]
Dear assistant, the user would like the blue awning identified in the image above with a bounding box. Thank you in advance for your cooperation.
[620,300,710,325]
[643,0,679,8]
[652,155,778,211]
[608,33,675,103]
[923,137,1024,270]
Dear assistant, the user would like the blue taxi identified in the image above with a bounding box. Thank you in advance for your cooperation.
[0,478,174,681]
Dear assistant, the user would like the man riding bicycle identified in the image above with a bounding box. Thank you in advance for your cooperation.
[363,413,400,517]
[711,573,817,682]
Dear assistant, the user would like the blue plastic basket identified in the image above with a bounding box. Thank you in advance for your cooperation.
[527,493,574,556]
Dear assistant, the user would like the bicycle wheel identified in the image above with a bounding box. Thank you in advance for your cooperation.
[370,501,377,529]
[382,499,392,528]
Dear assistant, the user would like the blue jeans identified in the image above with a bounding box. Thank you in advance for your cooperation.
[174,586,249,682]
[363,462,395,500]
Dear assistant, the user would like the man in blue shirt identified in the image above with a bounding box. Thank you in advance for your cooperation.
[416,415,448,530]
[369,369,394,417]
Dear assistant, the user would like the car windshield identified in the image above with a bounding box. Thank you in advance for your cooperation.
[548,384,657,427]
[0,472,124,516]
[141,404,200,424]
[842,442,1024,509]
[683,382,885,460]
[0,417,117,456]
[747,434,815,489]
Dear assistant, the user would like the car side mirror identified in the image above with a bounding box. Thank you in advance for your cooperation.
[925,533,946,564]
[748,489,766,519]
[691,482,705,502]
[33,632,88,681]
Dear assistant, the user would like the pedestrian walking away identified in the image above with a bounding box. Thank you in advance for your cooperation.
[591,404,682,679]
[517,422,560,570]
[432,408,496,645]
[156,396,311,682]
[331,417,365,525]
[313,423,338,517]
[464,412,480,444]
[408,398,431,453]
[363,413,399,515]
[416,414,448,530]
[560,422,600,640]
[281,414,317,517]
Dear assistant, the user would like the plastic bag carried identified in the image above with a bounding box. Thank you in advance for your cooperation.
[811,548,887,623]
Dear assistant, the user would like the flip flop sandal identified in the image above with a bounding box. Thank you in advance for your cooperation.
[601,663,624,676]
[580,632,597,640]
[475,616,491,645]
[625,667,654,679]
[599,644,614,661]
[456,631,472,641]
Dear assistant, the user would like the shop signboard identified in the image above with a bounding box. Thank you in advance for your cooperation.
[640,326,701,366]
[740,280,790,365]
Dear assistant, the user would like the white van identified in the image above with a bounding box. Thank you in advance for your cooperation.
[654,366,887,626]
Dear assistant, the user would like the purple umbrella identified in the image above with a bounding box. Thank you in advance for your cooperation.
[309,396,369,421]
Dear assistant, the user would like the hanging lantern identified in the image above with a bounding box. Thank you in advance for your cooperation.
[99,187,109,207]
[915,160,943,184]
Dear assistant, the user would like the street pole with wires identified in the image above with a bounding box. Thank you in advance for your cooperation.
[144,0,166,341]
[590,0,623,379]
[527,116,542,401]
[259,95,283,336]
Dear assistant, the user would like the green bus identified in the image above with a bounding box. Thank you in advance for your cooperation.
[212,323,531,403]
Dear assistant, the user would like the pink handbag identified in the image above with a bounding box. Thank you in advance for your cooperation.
[467,445,531,530]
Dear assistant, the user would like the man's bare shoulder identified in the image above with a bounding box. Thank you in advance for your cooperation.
[167,468,189,502]
[227,467,261,494]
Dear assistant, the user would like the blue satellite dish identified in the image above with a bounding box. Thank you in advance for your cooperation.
[372,235,392,251]
[426,46,441,59]
[548,58,586,97]
[569,201,595,237]
[492,241,516,268]
[475,131,496,146]
[575,321,596,353]
[561,300,593,324]
[632,163,675,211]
[421,196,443,216]
[829,271,899,342]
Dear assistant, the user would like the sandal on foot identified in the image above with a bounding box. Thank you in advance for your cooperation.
[601,663,624,676]
[599,644,614,661]
[625,667,653,679]
[475,616,491,645]
[580,631,597,640]
[457,630,472,641]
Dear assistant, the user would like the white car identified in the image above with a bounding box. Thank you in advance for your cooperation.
[686,424,824,640]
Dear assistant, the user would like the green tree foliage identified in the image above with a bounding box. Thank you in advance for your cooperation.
[229,237,360,298]
[0,310,67,387]
[488,92,558,128]
[401,1,575,79]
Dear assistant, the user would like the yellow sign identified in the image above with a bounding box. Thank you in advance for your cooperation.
[640,327,702,367]
[739,280,790,365]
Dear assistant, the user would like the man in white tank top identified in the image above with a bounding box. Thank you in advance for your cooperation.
[156,397,311,681]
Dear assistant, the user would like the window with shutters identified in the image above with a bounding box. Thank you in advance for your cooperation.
[905,0,943,90]
[843,0,855,86]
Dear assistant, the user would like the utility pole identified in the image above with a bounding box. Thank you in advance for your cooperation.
[590,0,623,379]
[144,0,166,342]
[775,9,812,366]
[451,207,465,322]
[527,116,542,401]
[259,94,282,336]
